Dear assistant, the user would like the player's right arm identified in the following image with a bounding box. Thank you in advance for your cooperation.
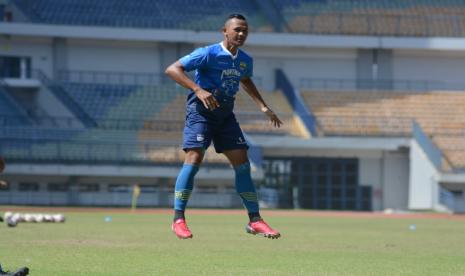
[165,61,219,110]
[240,77,283,128]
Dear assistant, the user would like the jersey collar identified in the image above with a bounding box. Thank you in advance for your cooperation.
[220,42,239,60]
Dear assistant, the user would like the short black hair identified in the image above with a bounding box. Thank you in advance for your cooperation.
[227,14,247,21]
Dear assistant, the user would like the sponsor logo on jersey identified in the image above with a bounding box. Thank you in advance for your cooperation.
[221,68,241,79]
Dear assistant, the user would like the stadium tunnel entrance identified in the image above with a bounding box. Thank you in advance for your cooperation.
[261,157,371,211]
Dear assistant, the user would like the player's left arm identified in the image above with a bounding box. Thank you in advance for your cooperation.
[240,77,283,128]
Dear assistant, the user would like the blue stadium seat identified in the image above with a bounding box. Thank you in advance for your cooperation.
[58,82,183,126]
[0,88,33,126]
[12,0,465,36]
[13,0,269,31]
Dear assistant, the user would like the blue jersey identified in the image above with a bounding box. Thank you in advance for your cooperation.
[179,42,253,107]
[179,43,251,153]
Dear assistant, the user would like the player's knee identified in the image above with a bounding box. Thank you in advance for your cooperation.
[185,149,205,165]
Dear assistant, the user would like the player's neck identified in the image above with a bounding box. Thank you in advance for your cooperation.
[222,41,238,56]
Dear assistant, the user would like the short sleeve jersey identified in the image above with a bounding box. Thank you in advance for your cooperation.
[179,42,253,106]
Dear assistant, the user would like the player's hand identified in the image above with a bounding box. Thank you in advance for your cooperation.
[194,87,220,111]
[261,106,283,128]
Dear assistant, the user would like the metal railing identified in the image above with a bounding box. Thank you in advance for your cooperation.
[0,138,229,167]
[56,70,264,88]
[0,114,186,131]
[56,70,171,86]
[0,112,297,133]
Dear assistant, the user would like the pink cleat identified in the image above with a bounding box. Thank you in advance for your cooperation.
[246,219,281,239]
[172,218,193,239]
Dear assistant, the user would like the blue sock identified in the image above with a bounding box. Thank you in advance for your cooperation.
[174,164,199,212]
[234,162,259,213]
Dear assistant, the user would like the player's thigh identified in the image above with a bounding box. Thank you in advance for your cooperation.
[183,115,213,152]
[212,114,248,157]
[223,149,249,167]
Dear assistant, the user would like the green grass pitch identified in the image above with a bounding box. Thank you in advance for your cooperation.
[1,209,465,275]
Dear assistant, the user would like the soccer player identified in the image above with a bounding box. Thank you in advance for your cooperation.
[165,14,282,239]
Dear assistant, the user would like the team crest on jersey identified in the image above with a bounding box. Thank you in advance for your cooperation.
[239,61,247,71]
[222,79,237,96]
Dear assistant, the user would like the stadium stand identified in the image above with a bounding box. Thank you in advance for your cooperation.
[59,82,184,128]
[301,89,465,171]
[301,90,465,136]
[12,0,272,32]
[234,90,307,137]
[1,70,184,164]
[0,83,32,126]
[0,128,199,165]
[1,69,299,166]
[12,0,465,36]
[433,136,465,172]
[278,0,465,36]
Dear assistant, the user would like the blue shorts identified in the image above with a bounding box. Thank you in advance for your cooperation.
[183,101,248,153]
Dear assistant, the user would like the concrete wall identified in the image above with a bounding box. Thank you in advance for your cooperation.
[408,140,440,210]
[245,46,356,91]
[67,39,160,74]
[382,150,410,210]
[0,36,53,76]
[377,49,393,81]
[356,49,373,81]
[393,49,465,88]
[359,150,409,211]
[0,174,241,207]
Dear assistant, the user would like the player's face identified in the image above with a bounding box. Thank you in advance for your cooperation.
[224,19,248,48]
